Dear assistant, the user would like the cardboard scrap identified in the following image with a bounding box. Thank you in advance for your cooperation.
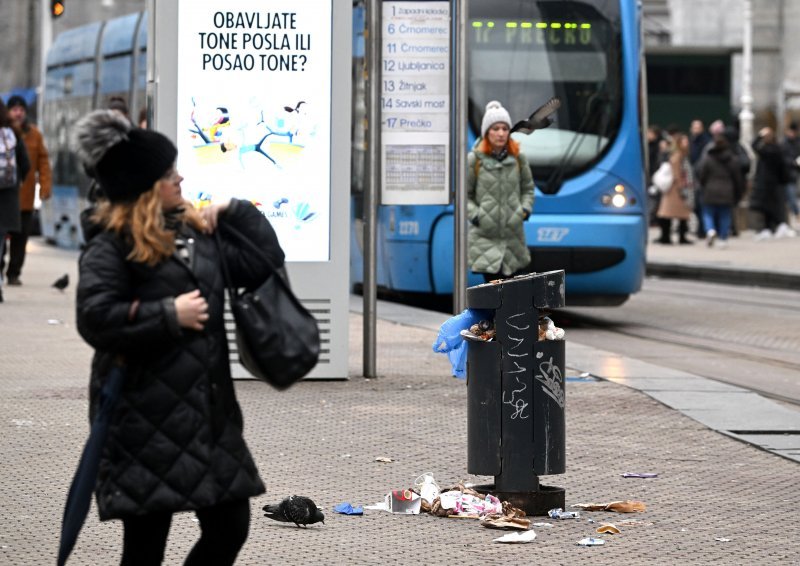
[571,500,646,513]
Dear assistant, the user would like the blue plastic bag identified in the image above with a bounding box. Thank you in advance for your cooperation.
[433,309,490,379]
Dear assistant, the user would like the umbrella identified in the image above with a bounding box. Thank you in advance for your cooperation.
[58,365,125,566]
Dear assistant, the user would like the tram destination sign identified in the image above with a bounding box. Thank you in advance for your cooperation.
[381,1,450,205]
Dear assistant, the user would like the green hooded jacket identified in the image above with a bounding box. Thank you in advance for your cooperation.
[467,148,535,275]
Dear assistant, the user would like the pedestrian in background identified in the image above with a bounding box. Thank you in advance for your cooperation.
[781,121,800,227]
[750,127,794,240]
[689,119,712,238]
[0,99,31,303]
[655,132,694,245]
[73,110,284,565]
[697,128,744,248]
[2,95,52,286]
[106,95,131,123]
[467,100,534,282]
[646,124,667,226]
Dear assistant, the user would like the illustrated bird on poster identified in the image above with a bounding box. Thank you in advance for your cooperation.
[509,97,561,135]
[263,495,325,528]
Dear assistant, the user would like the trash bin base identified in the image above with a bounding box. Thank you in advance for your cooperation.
[472,483,565,517]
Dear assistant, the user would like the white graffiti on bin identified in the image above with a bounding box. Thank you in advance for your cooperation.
[536,357,564,408]
[503,362,530,420]
[502,312,531,419]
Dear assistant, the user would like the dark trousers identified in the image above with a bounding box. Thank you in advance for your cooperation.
[120,499,250,566]
[3,210,33,280]
[656,218,690,243]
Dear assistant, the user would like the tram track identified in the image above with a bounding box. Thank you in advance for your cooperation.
[559,278,800,408]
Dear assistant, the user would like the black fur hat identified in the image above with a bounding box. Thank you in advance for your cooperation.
[74,110,177,203]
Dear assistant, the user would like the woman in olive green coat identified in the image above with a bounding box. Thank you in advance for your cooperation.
[467,100,535,282]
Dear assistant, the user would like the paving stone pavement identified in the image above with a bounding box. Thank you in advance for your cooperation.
[1,240,799,565]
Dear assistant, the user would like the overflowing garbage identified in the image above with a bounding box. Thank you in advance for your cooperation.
[433,309,565,379]
[356,472,652,548]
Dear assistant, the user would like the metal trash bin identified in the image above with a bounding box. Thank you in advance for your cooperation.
[466,270,566,515]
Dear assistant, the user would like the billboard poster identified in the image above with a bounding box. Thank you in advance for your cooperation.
[176,1,333,261]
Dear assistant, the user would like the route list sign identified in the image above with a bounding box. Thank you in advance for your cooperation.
[381,1,450,205]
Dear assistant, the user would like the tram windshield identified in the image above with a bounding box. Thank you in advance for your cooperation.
[468,0,622,190]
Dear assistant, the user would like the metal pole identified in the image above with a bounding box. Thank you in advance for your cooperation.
[364,0,381,378]
[739,0,754,147]
[452,0,468,313]
[146,0,157,128]
[38,0,53,122]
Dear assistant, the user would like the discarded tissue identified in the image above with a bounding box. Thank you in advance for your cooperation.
[493,530,537,544]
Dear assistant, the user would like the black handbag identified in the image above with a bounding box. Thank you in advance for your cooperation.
[215,224,320,389]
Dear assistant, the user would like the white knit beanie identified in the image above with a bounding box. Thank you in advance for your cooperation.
[481,100,512,138]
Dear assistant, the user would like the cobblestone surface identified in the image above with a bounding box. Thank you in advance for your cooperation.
[1,241,799,565]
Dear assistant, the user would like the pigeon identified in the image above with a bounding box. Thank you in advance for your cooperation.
[52,274,69,291]
[263,495,324,528]
[509,97,562,135]
[283,101,306,114]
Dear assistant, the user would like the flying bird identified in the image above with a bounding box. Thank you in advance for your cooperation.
[509,97,561,135]
[52,274,69,291]
[263,495,324,528]
[283,101,306,113]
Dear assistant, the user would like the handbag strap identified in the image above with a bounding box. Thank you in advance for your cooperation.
[218,221,278,272]
[213,229,238,304]
[213,221,282,300]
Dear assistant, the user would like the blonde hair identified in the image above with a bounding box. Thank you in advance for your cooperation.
[92,181,205,266]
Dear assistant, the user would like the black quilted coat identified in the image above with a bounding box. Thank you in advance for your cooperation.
[76,199,283,520]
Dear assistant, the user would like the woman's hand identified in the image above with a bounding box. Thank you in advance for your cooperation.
[199,200,232,233]
[174,289,209,331]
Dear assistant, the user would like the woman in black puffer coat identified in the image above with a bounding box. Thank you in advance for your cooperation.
[74,110,283,565]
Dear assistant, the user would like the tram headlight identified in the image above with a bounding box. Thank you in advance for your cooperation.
[602,184,629,208]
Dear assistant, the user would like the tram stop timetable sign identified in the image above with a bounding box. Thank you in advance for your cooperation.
[381,1,450,205]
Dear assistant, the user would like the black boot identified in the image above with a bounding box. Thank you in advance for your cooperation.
[678,220,693,244]
[655,218,672,244]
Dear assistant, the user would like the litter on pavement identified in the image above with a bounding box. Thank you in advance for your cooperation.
[571,500,647,513]
[493,530,537,544]
[333,502,363,515]
[621,472,658,478]
[577,537,605,546]
[596,524,621,534]
[548,508,581,519]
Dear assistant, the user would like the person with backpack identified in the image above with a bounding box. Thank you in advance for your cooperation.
[467,100,535,283]
[0,99,31,303]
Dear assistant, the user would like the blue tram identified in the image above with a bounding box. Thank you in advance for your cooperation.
[40,11,147,248]
[351,0,648,306]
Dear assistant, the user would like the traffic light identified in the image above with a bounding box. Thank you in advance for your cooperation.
[51,1,65,18]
